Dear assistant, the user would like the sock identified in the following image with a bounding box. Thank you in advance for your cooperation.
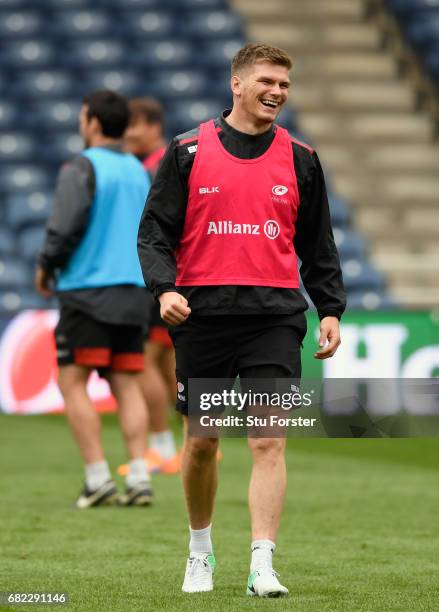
[85,461,111,491]
[251,540,275,571]
[126,458,150,488]
[189,524,213,555]
[149,431,177,460]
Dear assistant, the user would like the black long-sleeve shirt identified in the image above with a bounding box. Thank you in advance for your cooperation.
[138,111,346,321]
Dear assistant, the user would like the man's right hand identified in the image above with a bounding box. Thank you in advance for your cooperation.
[34,266,54,299]
[159,291,191,326]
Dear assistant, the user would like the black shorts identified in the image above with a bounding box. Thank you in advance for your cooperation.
[55,306,145,372]
[169,314,306,415]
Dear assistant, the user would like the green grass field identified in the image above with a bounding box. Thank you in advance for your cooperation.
[1,414,438,611]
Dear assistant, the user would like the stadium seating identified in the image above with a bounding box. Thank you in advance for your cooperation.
[387,0,439,88]
[0,165,51,194]
[46,10,115,38]
[18,225,47,262]
[166,98,225,134]
[80,70,141,97]
[43,132,84,165]
[0,40,56,69]
[347,290,397,310]
[11,70,78,99]
[147,69,212,100]
[0,102,20,129]
[333,229,367,261]
[0,258,31,289]
[0,228,16,257]
[0,0,392,313]
[60,40,129,69]
[179,11,244,40]
[131,40,197,68]
[26,100,82,131]
[0,133,37,162]
[0,11,44,38]
[328,195,351,228]
[118,11,178,39]
[342,260,385,292]
[6,191,52,229]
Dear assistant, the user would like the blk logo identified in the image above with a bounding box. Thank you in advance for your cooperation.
[264,220,280,240]
[272,185,288,196]
[199,186,220,194]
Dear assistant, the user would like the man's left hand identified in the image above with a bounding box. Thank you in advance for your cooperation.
[314,316,341,360]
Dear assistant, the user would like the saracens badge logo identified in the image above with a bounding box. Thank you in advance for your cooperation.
[272,185,288,196]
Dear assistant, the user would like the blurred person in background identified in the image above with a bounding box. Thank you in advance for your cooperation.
[123,97,180,475]
[35,90,153,508]
[138,44,346,596]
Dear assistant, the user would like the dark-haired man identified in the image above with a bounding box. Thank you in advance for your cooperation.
[138,44,346,596]
[36,90,153,508]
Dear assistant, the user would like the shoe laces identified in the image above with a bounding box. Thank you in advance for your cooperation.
[254,565,280,578]
[188,555,210,577]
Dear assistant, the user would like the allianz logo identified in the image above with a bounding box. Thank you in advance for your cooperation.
[199,186,220,194]
[207,220,280,240]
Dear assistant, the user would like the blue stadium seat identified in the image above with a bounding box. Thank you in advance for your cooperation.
[132,40,196,68]
[81,69,141,96]
[0,11,43,37]
[387,0,439,19]
[18,225,47,261]
[167,99,223,134]
[47,11,114,38]
[170,0,228,8]
[147,69,210,99]
[11,69,77,99]
[98,0,228,7]
[333,228,367,260]
[342,260,385,292]
[275,107,297,133]
[347,291,397,310]
[0,258,31,288]
[0,165,52,194]
[196,39,245,68]
[0,133,36,162]
[0,101,19,129]
[95,0,164,8]
[405,14,439,50]
[0,289,54,313]
[6,191,52,229]
[179,11,244,39]
[61,39,128,68]
[27,99,81,131]
[425,45,439,82]
[0,40,55,68]
[119,11,178,38]
[42,0,92,7]
[0,227,16,256]
[43,132,83,165]
[328,194,351,227]
[0,0,29,9]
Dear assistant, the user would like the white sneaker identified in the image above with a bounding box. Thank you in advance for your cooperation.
[182,553,216,593]
[246,568,289,597]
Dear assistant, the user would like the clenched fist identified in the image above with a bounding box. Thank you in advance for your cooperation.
[159,291,191,326]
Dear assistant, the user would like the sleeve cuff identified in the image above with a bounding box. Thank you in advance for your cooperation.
[153,283,177,299]
[318,310,343,321]
[37,255,55,274]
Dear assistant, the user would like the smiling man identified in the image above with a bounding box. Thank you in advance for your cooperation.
[138,43,346,597]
